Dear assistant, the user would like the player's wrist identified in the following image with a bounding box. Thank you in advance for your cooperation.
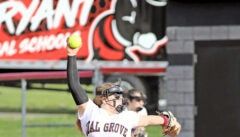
[160,115,169,127]
[68,53,77,56]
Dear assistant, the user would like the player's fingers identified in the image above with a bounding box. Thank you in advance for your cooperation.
[164,126,175,135]
[163,126,171,135]
[169,122,181,136]
[175,122,181,135]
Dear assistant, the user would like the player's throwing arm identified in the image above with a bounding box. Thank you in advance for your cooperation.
[66,33,89,116]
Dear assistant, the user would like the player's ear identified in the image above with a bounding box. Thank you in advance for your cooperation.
[102,96,107,103]
[93,96,105,107]
[98,96,105,104]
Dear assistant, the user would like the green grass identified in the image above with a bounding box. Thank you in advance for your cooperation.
[0,113,84,137]
[0,85,163,137]
[0,85,77,113]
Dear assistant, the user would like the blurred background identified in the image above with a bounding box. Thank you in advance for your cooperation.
[1,0,240,137]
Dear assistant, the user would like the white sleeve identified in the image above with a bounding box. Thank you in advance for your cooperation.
[77,100,98,136]
[77,99,98,120]
[123,111,140,128]
[138,107,148,116]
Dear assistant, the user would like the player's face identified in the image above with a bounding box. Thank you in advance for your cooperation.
[128,92,144,111]
[104,93,124,113]
[107,93,123,105]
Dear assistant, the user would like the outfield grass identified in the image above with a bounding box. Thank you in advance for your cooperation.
[0,113,83,137]
[0,85,76,113]
[0,85,163,137]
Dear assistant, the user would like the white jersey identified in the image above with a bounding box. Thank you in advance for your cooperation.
[78,100,140,137]
[137,107,148,116]
[125,107,148,116]
[125,107,148,137]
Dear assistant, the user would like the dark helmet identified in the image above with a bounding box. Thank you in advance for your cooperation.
[101,85,124,96]
[95,83,124,97]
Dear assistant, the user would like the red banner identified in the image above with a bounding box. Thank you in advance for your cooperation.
[0,0,110,60]
[0,0,167,62]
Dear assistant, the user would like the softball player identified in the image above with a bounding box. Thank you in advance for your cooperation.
[66,45,181,137]
[125,88,148,137]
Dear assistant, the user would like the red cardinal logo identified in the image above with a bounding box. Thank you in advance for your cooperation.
[87,0,168,62]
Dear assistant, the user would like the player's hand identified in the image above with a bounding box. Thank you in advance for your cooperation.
[163,117,181,137]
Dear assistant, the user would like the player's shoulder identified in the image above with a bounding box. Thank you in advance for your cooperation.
[138,107,148,116]
[119,110,141,127]
[78,99,99,119]
[121,109,138,117]
[87,99,99,109]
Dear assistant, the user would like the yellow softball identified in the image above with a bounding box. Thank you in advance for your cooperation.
[67,33,82,49]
